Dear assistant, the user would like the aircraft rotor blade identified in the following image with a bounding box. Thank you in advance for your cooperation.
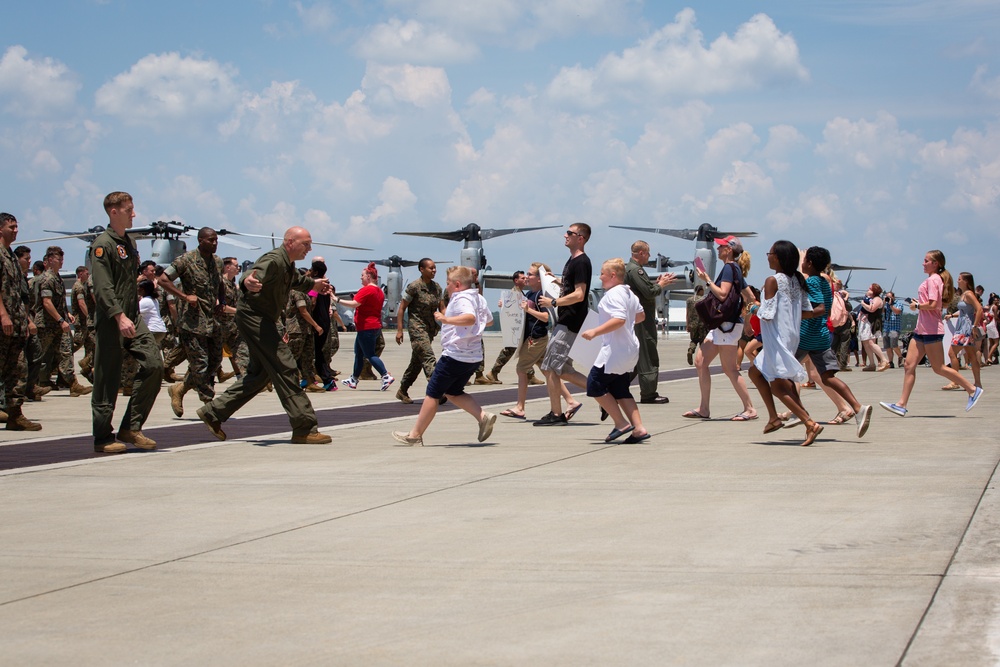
[393,230,467,242]
[479,225,561,241]
[609,225,700,241]
[829,263,886,272]
[312,240,372,251]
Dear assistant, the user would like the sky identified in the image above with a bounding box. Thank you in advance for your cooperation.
[2,0,1000,301]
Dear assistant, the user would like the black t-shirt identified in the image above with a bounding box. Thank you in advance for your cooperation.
[716,262,746,324]
[557,252,592,333]
[312,292,331,330]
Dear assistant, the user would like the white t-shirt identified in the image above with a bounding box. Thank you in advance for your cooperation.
[593,284,641,375]
[440,289,491,363]
[139,296,167,333]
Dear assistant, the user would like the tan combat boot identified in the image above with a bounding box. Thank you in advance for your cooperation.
[168,383,187,417]
[33,386,53,400]
[70,381,93,397]
[484,372,502,384]
[5,408,41,431]
[290,431,333,444]
[94,439,126,454]
[396,388,413,404]
[217,369,235,382]
[118,430,157,450]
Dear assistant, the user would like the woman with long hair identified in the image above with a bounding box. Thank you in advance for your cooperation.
[942,272,984,389]
[747,240,824,446]
[334,262,394,391]
[880,250,984,416]
[685,236,758,421]
[986,294,1000,365]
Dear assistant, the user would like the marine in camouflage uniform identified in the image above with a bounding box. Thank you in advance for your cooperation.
[0,213,41,430]
[394,261,443,402]
[15,253,45,401]
[34,248,90,396]
[685,290,707,366]
[73,270,97,381]
[219,259,248,377]
[624,241,676,404]
[160,229,225,412]
[284,287,319,386]
[158,278,185,379]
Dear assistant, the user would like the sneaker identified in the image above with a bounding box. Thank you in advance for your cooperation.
[118,430,157,451]
[478,412,497,442]
[396,388,412,404]
[299,379,309,389]
[783,416,803,429]
[966,386,984,412]
[196,406,227,441]
[888,361,895,369]
[342,377,358,389]
[381,373,395,391]
[879,401,907,417]
[855,405,872,438]
[533,411,568,426]
[392,430,423,446]
[323,380,338,391]
[290,431,333,444]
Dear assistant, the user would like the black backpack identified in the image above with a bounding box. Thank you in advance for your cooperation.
[695,265,744,332]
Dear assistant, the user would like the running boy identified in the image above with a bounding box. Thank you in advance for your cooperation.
[392,266,497,446]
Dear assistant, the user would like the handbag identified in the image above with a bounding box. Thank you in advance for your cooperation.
[695,281,743,331]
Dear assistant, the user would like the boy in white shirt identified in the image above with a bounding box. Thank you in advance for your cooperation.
[392,266,497,446]
[580,258,650,443]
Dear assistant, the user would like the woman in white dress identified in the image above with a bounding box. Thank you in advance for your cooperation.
[747,240,824,446]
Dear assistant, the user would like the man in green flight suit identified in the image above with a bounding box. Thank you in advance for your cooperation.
[90,192,164,453]
[623,240,676,405]
[196,227,334,445]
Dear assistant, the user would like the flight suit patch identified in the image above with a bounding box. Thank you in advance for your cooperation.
[94,247,104,258]
[116,244,128,259]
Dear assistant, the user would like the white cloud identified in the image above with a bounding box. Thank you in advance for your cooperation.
[347,176,417,239]
[159,175,227,224]
[547,9,808,107]
[293,1,336,32]
[767,192,842,232]
[362,63,452,109]
[0,45,80,117]
[816,112,920,170]
[30,150,62,176]
[970,65,1000,101]
[355,18,479,64]
[221,80,318,141]
[94,53,240,129]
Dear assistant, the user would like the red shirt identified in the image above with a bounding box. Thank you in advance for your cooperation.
[354,283,384,331]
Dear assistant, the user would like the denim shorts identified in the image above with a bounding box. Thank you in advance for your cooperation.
[912,333,944,344]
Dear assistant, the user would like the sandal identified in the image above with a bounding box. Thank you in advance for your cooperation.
[826,411,855,425]
[500,409,526,420]
[801,422,824,447]
[941,383,962,391]
[763,418,783,434]
[682,410,710,419]
[565,403,583,421]
[605,425,634,443]
[730,411,758,422]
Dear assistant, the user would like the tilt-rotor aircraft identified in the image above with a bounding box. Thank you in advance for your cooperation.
[393,223,561,291]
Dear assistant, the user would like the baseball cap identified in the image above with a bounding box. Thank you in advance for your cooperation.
[714,235,743,256]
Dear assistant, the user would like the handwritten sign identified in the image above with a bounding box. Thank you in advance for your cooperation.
[569,309,602,370]
[499,289,526,348]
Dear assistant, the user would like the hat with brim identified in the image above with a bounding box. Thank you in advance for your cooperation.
[714,235,743,256]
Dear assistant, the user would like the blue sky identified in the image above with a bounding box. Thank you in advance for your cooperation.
[2,1,999,299]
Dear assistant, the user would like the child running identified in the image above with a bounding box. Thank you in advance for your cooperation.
[391,266,497,447]
[579,259,650,443]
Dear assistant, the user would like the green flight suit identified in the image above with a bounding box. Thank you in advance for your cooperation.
[200,246,322,437]
[90,226,164,443]
[624,258,664,401]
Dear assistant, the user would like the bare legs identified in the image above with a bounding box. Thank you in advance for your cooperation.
[895,338,975,409]
[692,340,756,418]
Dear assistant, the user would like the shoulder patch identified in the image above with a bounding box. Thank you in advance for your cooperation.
[94,247,104,258]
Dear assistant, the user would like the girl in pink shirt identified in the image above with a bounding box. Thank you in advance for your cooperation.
[880,250,983,416]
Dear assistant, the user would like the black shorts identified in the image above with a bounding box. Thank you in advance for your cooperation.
[586,365,634,401]
[425,355,479,399]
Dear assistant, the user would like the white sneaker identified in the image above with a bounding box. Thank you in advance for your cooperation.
[478,412,497,442]
[782,416,802,429]
[381,373,395,391]
[855,405,872,438]
[342,377,358,389]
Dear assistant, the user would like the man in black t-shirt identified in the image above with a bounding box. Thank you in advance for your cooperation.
[534,222,593,426]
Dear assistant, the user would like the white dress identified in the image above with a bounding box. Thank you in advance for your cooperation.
[754,272,812,383]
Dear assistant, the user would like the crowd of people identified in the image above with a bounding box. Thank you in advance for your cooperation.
[0,199,991,451]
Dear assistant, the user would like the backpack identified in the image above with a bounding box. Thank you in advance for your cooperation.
[695,264,744,332]
[829,290,848,328]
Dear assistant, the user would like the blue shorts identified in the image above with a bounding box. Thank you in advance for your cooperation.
[425,355,479,399]
[586,365,634,401]
[912,333,944,344]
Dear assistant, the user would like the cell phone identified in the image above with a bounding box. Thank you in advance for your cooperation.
[694,257,706,274]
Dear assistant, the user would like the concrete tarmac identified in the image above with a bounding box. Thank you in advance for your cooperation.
[1,334,998,666]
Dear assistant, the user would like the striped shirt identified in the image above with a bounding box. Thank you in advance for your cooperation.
[799,275,832,351]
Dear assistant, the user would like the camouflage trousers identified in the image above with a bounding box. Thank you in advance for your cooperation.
[162,330,186,373]
[179,329,224,402]
[15,333,41,397]
[222,322,248,377]
[400,327,436,392]
[78,325,95,374]
[1,333,27,409]
[36,327,76,387]
[286,332,315,384]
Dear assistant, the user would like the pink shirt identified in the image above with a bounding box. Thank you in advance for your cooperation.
[916,273,944,335]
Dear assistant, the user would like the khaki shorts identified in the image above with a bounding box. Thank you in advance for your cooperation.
[516,335,548,373]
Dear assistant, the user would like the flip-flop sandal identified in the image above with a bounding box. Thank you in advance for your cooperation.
[622,433,651,444]
[827,411,854,425]
[565,403,583,421]
[941,383,962,391]
[500,409,526,420]
[682,410,710,419]
[763,419,783,434]
[605,425,635,443]
[730,411,758,422]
